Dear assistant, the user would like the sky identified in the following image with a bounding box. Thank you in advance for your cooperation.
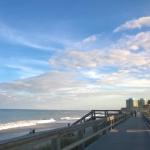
[0,0,150,110]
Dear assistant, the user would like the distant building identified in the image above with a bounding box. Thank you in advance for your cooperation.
[147,100,150,105]
[126,98,133,110]
[126,98,147,110]
[143,100,150,111]
[133,100,139,108]
[144,100,149,105]
[138,98,145,108]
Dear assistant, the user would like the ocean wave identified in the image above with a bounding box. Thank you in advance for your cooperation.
[0,118,56,131]
[60,117,80,120]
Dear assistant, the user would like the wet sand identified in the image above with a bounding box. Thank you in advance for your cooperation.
[0,122,67,142]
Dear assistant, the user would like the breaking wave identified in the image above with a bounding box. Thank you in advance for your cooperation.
[0,118,56,131]
[60,117,80,120]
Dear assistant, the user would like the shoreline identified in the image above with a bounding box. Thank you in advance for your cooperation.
[0,122,67,142]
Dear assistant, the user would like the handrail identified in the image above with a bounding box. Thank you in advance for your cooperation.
[71,110,93,125]
[62,115,126,150]
[0,110,127,150]
[142,113,150,128]
[72,109,121,126]
[0,117,106,149]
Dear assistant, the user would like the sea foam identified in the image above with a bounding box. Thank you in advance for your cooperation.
[0,118,56,131]
[60,117,80,120]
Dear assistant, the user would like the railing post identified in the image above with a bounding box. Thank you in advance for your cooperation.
[51,137,61,150]
[77,128,85,149]
[104,111,106,117]
[91,110,95,120]
[94,110,96,120]
[92,124,98,133]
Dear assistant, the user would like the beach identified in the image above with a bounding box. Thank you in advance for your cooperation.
[0,109,87,142]
[0,122,67,142]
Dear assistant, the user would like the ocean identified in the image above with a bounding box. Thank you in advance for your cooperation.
[0,109,88,141]
[0,109,88,130]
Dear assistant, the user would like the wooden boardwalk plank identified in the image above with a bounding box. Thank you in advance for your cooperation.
[86,113,150,150]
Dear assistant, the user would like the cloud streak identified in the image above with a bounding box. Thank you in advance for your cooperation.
[114,16,150,32]
[0,23,63,51]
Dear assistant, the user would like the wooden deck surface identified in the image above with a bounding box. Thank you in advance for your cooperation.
[86,113,150,150]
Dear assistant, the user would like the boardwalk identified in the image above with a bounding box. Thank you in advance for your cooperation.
[86,112,150,150]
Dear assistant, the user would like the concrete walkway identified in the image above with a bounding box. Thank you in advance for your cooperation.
[86,113,150,150]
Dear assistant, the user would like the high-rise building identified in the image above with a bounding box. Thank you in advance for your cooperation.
[126,98,133,110]
[126,98,146,110]
[144,99,148,105]
[133,100,139,108]
[147,100,150,105]
[138,98,145,108]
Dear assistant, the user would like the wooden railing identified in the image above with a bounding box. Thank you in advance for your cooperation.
[143,112,150,128]
[0,110,128,150]
[72,110,122,125]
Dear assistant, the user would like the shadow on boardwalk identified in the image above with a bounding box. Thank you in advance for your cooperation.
[86,113,150,150]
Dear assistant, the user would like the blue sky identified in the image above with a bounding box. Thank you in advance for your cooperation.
[0,0,150,109]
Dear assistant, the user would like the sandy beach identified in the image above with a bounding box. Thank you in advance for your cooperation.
[0,122,67,142]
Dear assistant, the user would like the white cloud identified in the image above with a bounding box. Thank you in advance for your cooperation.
[48,30,150,93]
[72,34,103,50]
[99,70,150,88]
[2,58,49,79]
[1,63,150,108]
[49,31,150,70]
[82,35,97,43]
[1,25,150,109]
[49,49,104,69]
[81,70,100,79]
[0,23,63,51]
[114,16,150,32]
[0,71,105,109]
[1,68,150,109]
